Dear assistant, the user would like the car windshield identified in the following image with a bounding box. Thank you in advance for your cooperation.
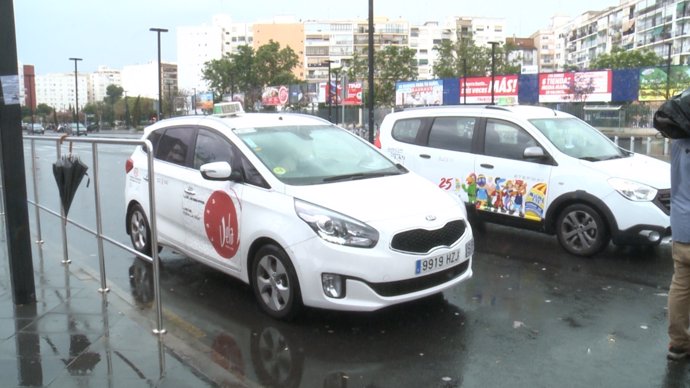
[235,125,404,185]
[530,117,629,161]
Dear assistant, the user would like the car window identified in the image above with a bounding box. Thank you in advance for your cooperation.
[193,129,234,169]
[240,155,270,188]
[144,130,162,154]
[484,119,536,160]
[237,125,401,186]
[427,117,475,152]
[391,118,423,144]
[155,127,195,167]
[530,117,626,161]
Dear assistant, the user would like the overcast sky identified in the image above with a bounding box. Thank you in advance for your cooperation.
[13,0,621,74]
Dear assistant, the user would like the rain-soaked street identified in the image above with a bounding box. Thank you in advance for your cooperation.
[5,136,689,387]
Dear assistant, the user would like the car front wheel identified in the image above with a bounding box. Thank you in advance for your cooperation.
[556,203,609,256]
[252,244,302,320]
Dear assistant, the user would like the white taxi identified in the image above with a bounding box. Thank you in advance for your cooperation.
[124,103,473,319]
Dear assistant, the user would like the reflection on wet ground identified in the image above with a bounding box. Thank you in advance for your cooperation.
[2,215,690,387]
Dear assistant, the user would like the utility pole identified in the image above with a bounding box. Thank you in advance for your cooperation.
[0,0,36,304]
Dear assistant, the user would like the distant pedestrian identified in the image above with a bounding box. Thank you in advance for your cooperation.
[667,137,690,360]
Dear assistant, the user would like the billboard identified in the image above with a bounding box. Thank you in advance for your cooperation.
[459,75,518,104]
[197,92,214,111]
[395,80,443,107]
[538,70,612,103]
[261,85,289,106]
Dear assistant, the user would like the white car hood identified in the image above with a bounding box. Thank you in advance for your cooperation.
[580,153,670,189]
[286,173,464,223]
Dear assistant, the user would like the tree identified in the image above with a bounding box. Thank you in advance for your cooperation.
[432,37,519,79]
[589,46,664,70]
[202,42,301,110]
[375,45,418,107]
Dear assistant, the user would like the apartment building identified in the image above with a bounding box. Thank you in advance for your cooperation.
[121,62,177,101]
[253,17,305,80]
[34,72,88,112]
[89,66,121,104]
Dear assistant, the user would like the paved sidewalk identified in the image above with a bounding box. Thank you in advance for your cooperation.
[0,223,246,387]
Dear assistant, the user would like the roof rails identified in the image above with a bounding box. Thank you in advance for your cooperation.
[484,105,512,111]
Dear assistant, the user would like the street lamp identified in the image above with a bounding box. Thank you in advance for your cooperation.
[193,87,197,115]
[150,27,168,121]
[488,42,499,105]
[326,59,334,122]
[124,90,129,129]
[666,42,673,100]
[68,57,82,131]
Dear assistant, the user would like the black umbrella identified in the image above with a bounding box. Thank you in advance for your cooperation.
[52,143,89,216]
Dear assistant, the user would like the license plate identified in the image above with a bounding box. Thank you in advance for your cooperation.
[415,247,464,276]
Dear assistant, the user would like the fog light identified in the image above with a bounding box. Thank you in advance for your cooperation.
[322,273,345,299]
[646,231,661,243]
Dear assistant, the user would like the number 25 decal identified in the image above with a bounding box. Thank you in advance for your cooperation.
[439,177,452,191]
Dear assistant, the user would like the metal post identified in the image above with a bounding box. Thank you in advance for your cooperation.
[489,42,499,105]
[646,137,652,155]
[367,0,375,143]
[335,71,339,125]
[150,28,168,121]
[68,58,82,132]
[666,42,672,100]
[29,140,43,245]
[144,139,166,335]
[91,143,109,293]
[630,136,635,153]
[327,60,333,122]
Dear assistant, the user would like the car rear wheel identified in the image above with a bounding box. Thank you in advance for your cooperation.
[556,203,609,256]
[128,204,152,256]
[252,244,302,320]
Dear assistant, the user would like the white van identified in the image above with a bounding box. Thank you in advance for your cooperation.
[377,105,671,256]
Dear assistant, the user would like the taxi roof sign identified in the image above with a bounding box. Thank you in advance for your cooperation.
[213,101,244,117]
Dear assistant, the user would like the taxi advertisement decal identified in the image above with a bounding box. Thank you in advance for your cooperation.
[204,191,240,258]
[446,173,547,221]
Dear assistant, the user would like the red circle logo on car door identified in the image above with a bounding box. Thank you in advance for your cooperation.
[204,191,239,258]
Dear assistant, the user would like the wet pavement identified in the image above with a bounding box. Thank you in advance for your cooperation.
[4,131,690,387]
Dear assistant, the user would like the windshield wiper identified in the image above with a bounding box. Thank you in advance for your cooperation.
[323,171,400,183]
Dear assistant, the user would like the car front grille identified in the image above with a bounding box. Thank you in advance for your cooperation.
[390,220,466,254]
[366,259,470,297]
[654,189,671,215]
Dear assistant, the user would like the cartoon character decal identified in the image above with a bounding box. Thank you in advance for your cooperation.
[461,173,477,204]
[204,191,240,258]
[454,173,547,221]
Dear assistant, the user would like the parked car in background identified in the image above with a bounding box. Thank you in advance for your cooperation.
[26,123,45,134]
[124,102,474,319]
[87,122,100,132]
[68,123,87,136]
[377,105,671,257]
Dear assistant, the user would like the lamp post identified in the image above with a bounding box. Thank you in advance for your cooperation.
[326,59,334,122]
[333,68,340,125]
[68,57,82,131]
[150,27,168,121]
[488,42,499,105]
[193,87,197,115]
[124,90,129,129]
[666,42,673,100]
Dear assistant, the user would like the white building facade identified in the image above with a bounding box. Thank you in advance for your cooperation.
[88,66,122,104]
[35,72,88,112]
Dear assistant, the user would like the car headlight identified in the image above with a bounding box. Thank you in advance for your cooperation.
[608,177,657,201]
[294,199,379,248]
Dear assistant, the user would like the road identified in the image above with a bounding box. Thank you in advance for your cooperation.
[20,134,688,388]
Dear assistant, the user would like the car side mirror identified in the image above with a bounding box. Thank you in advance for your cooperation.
[200,161,239,181]
[523,146,546,159]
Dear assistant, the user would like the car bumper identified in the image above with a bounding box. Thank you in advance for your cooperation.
[604,193,670,245]
[287,233,474,311]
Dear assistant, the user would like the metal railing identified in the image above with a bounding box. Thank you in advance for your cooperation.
[24,135,166,335]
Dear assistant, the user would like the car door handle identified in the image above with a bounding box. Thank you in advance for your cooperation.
[184,187,196,195]
[480,163,494,169]
[419,154,431,159]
